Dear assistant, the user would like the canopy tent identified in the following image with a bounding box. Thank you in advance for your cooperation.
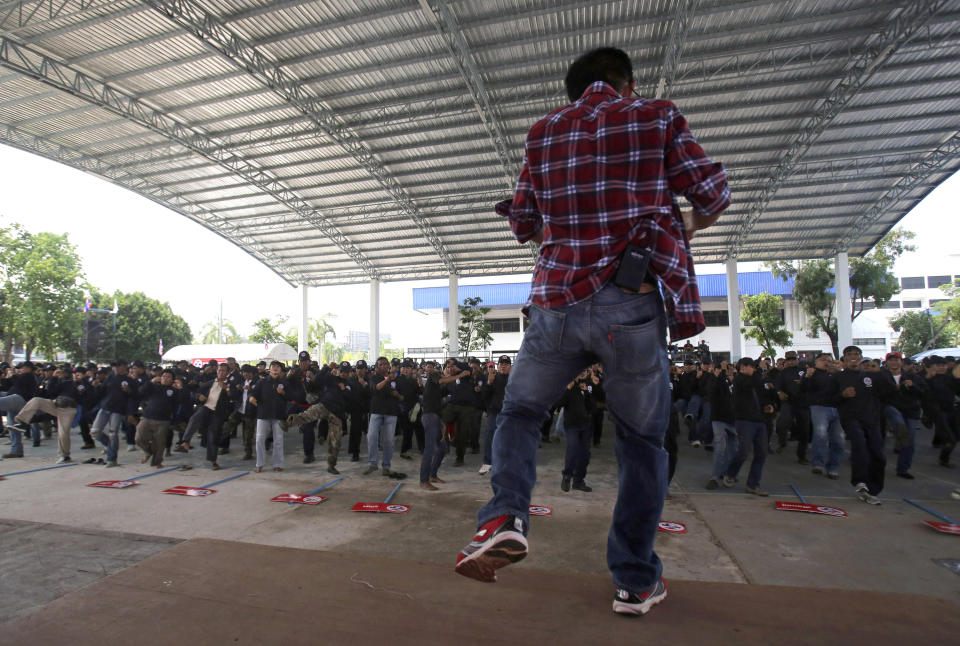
[161,343,298,367]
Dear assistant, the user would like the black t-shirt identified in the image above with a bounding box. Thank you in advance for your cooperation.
[369,373,400,416]
[139,381,180,421]
[421,373,443,415]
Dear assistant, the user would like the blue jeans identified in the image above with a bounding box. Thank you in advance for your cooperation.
[727,420,767,489]
[479,284,670,594]
[710,421,738,482]
[809,405,844,473]
[0,393,26,455]
[482,411,499,466]
[420,412,446,482]
[883,406,919,474]
[92,409,125,463]
[367,413,397,469]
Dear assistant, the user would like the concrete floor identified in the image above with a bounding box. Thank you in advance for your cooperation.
[1,418,958,629]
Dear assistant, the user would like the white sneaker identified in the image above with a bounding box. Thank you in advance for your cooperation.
[56,456,71,464]
[126,445,137,452]
[478,464,491,475]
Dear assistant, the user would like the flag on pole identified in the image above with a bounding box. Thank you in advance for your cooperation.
[83,297,91,312]
[158,339,164,356]
[111,298,118,314]
[264,338,269,351]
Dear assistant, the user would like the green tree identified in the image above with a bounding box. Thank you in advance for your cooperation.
[88,289,191,362]
[196,318,243,344]
[889,279,960,355]
[441,296,494,354]
[0,225,85,361]
[769,229,914,358]
[379,339,403,362]
[889,310,957,356]
[250,316,290,345]
[740,294,793,358]
[309,315,337,361]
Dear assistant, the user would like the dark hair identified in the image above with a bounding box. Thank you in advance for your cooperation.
[269,360,284,368]
[565,47,633,102]
[162,368,175,376]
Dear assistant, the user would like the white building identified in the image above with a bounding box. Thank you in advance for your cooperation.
[411,267,960,362]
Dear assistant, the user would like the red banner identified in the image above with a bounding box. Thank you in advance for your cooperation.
[87,480,137,489]
[657,521,686,534]
[775,501,848,517]
[529,505,552,517]
[925,520,960,535]
[162,486,215,497]
[271,493,327,505]
[350,502,410,514]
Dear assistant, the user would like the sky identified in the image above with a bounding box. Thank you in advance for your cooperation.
[2,142,959,352]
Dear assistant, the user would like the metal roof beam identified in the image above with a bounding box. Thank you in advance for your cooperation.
[834,129,960,253]
[726,0,950,257]
[651,0,697,98]
[0,33,381,279]
[143,0,457,274]
[0,119,305,285]
[417,0,517,188]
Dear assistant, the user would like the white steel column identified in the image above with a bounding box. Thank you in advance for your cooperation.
[298,285,308,354]
[726,258,742,361]
[448,274,460,357]
[835,251,853,354]
[369,279,380,361]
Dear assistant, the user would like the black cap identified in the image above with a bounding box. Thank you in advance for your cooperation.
[298,351,310,361]
[131,360,145,368]
[111,359,126,367]
[401,359,415,368]
[42,363,55,370]
[498,354,512,365]
[60,365,74,375]
[240,364,256,374]
[391,357,401,366]
[355,359,368,369]
[339,361,351,369]
[257,360,267,367]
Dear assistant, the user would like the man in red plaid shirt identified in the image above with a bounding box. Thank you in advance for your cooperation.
[455,47,729,617]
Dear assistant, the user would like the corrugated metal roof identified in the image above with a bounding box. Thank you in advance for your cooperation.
[1,0,958,285]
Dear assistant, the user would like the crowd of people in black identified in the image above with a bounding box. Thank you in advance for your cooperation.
[1,345,958,503]
[667,346,960,504]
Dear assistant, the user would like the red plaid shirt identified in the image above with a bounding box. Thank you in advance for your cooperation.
[496,81,730,341]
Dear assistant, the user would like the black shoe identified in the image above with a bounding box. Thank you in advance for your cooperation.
[455,515,528,582]
[797,458,810,466]
[351,454,359,462]
[399,453,412,460]
[218,448,229,455]
[896,472,915,479]
[940,460,956,469]
[303,455,315,464]
[32,441,41,447]
[454,458,465,467]
[705,478,719,490]
[327,465,340,475]
[561,476,571,492]
[572,480,592,492]
[613,579,668,616]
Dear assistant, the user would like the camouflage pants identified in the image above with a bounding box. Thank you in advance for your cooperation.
[288,404,343,465]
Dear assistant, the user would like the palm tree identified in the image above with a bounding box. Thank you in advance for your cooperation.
[309,315,336,361]
[196,319,243,344]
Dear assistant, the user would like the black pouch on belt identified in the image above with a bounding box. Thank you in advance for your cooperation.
[613,244,653,291]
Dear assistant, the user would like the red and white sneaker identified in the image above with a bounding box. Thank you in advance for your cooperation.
[612,579,668,616]
[455,515,528,582]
